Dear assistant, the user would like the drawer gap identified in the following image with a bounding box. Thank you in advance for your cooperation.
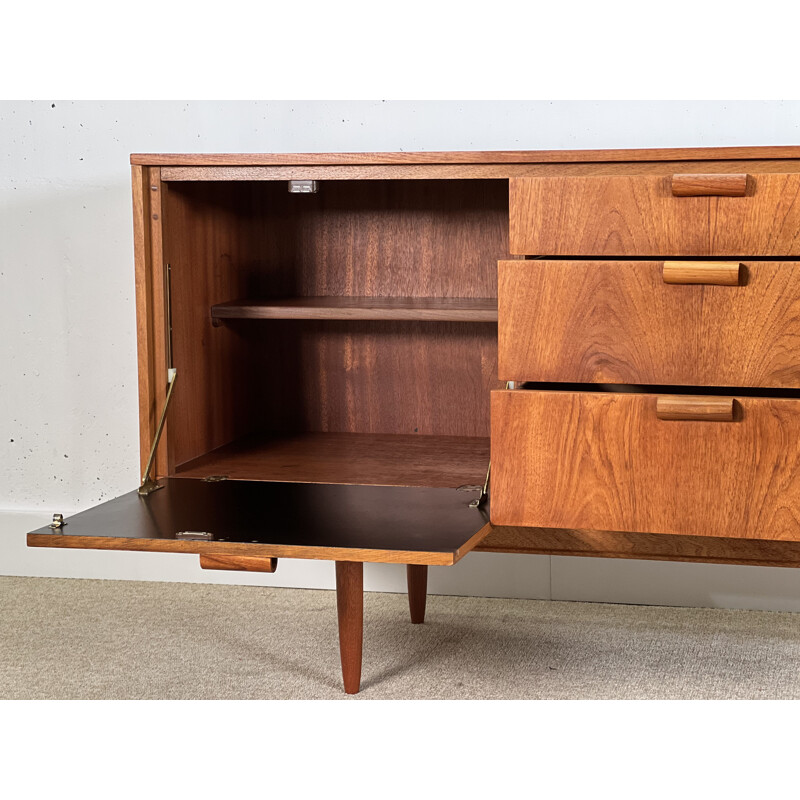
[520,255,800,262]
[516,382,800,400]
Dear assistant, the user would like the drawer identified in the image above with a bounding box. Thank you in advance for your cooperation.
[509,173,800,256]
[498,260,800,387]
[490,389,800,540]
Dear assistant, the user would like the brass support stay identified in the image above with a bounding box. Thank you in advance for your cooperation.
[139,368,178,495]
[139,262,177,496]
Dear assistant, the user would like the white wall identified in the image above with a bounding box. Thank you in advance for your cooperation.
[3,100,800,610]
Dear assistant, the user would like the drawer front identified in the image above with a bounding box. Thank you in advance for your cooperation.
[498,260,800,387]
[490,390,800,540]
[509,173,800,256]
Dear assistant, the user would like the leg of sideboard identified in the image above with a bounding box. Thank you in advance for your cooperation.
[335,561,364,694]
[407,564,428,624]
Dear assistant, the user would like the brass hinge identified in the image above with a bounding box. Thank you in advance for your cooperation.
[469,462,491,509]
[469,381,516,508]
[49,513,66,529]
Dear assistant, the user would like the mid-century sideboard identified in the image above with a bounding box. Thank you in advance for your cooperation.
[27,147,800,694]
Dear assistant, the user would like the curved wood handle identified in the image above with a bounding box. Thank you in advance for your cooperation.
[656,396,735,421]
[671,173,748,197]
[663,261,742,285]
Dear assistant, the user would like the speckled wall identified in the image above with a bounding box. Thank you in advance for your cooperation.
[3,100,800,607]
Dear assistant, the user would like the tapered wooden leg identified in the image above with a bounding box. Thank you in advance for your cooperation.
[407,564,428,624]
[335,561,363,695]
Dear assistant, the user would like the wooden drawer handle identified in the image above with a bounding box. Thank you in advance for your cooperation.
[199,554,279,572]
[663,261,742,285]
[656,396,734,421]
[671,173,748,197]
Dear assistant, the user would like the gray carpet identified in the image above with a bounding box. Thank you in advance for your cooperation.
[1,575,798,699]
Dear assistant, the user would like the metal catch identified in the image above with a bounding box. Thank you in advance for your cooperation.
[288,180,318,193]
[175,531,215,541]
[49,513,66,529]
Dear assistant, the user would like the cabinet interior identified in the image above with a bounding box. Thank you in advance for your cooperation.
[160,178,510,488]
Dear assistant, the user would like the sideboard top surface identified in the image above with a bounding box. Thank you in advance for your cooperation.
[130,146,800,167]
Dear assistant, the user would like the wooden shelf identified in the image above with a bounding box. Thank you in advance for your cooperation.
[174,432,490,489]
[211,296,498,322]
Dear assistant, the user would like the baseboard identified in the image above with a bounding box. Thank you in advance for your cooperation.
[551,555,800,612]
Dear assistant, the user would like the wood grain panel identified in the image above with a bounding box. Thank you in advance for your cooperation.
[509,174,800,255]
[491,390,800,540]
[130,146,800,167]
[477,525,800,568]
[175,432,490,488]
[498,261,800,387]
[245,179,507,300]
[255,320,498,437]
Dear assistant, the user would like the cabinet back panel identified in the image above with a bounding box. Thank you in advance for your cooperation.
[250,320,498,437]
[163,180,508,466]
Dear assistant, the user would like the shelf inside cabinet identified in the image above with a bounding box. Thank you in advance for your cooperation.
[211,296,498,323]
[174,432,491,489]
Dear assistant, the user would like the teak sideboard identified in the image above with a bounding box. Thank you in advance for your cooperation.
[27,147,800,694]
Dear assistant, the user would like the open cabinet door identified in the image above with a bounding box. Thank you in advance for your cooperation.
[27,478,491,566]
[27,478,491,694]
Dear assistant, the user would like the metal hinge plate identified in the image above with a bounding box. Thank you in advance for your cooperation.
[175,531,215,541]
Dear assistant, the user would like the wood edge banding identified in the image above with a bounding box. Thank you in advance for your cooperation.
[453,522,493,562]
[26,533,458,566]
[131,147,800,167]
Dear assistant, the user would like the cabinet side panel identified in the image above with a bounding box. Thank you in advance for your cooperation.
[163,183,268,467]
[132,165,151,476]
